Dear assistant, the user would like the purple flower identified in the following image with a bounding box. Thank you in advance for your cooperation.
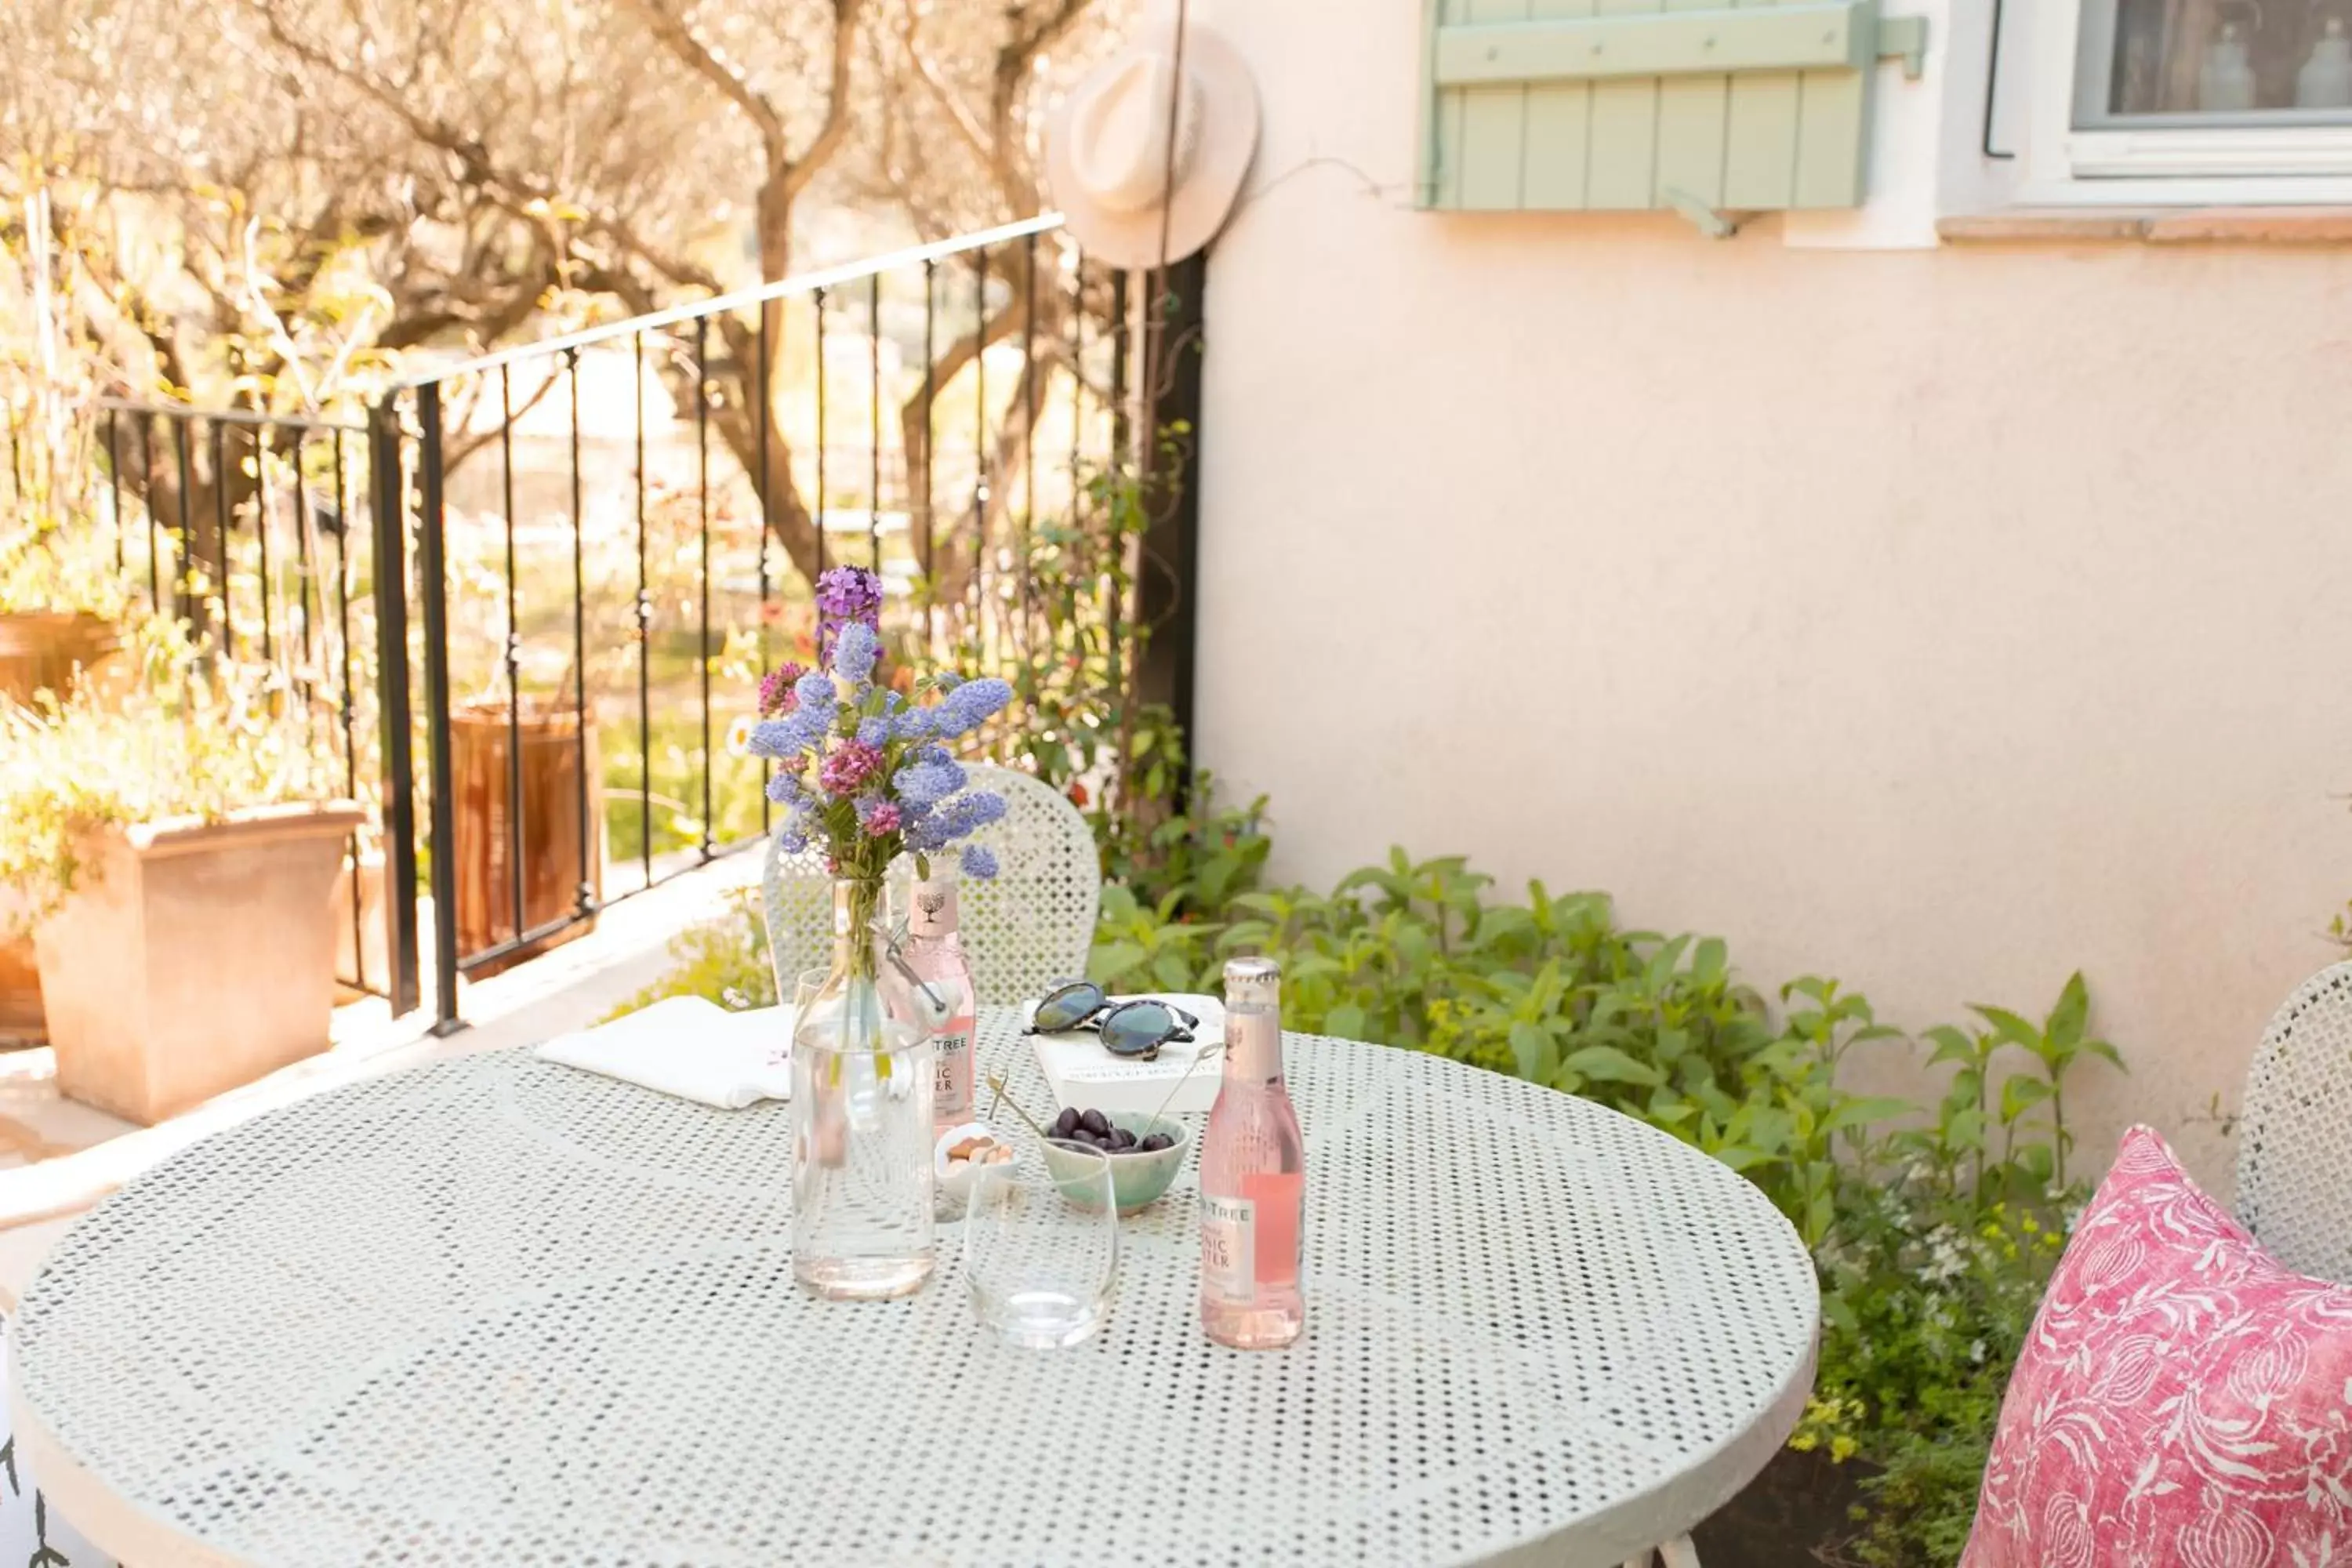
[960,844,998,879]
[856,716,891,748]
[757,661,805,717]
[816,566,884,626]
[860,799,903,837]
[818,739,886,794]
[891,706,935,742]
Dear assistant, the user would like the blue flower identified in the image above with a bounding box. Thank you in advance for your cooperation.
[893,758,967,808]
[960,844,998,879]
[892,706,934,741]
[750,706,833,760]
[932,678,1014,739]
[906,788,1007,851]
[856,716,891,748]
[764,771,804,806]
[778,827,809,855]
[829,621,880,685]
[794,671,836,711]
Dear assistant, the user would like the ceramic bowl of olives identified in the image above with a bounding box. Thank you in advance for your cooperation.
[1040,1106,1190,1216]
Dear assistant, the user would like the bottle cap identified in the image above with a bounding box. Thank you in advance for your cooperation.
[1224,955,1281,1009]
[908,877,958,938]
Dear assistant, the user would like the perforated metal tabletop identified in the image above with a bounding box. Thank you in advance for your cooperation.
[12,1011,1817,1567]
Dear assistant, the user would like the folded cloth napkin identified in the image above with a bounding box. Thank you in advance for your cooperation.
[534,995,796,1109]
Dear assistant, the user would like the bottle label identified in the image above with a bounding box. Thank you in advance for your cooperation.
[1200,1192,1257,1303]
[932,1029,972,1116]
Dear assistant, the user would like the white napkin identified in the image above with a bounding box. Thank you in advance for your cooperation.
[535,995,796,1109]
[1025,992,1226,1116]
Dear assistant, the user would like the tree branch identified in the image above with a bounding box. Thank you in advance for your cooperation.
[619,0,790,167]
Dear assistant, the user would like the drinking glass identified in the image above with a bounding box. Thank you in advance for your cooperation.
[961,1142,1119,1348]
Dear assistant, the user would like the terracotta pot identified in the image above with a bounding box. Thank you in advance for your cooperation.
[34,801,367,1125]
[452,702,604,979]
[0,890,42,1049]
[0,612,120,708]
[332,848,388,1004]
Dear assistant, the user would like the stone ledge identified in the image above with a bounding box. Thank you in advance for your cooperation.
[1939,207,2352,245]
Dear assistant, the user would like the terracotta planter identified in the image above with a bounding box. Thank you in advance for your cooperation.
[0,887,42,1049]
[452,702,604,979]
[0,612,120,708]
[34,801,366,1125]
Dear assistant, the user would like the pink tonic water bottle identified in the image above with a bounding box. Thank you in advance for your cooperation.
[1199,956,1305,1349]
[903,875,976,1135]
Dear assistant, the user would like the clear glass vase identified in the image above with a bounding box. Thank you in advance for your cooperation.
[789,878,937,1300]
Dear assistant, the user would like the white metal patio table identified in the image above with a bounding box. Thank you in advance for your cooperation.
[10,1008,1817,1568]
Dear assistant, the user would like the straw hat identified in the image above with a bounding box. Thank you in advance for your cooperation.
[1045,3,1261,271]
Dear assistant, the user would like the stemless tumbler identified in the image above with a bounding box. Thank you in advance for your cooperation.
[961,1142,1119,1348]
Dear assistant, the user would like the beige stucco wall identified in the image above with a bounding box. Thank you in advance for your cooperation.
[1191,0,2352,1196]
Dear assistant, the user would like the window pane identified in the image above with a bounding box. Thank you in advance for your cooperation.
[2078,0,2352,126]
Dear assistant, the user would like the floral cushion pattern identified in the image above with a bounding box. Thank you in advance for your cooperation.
[1963,1126,2352,1568]
[0,1316,114,1567]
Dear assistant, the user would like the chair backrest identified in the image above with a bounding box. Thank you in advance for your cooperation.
[2236,960,2352,1285]
[761,763,1102,1008]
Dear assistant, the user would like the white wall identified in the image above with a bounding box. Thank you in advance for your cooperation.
[1190,0,2352,1196]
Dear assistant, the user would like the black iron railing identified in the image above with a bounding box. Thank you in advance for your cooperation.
[379,213,1180,1032]
[45,216,1200,1034]
[79,398,393,1000]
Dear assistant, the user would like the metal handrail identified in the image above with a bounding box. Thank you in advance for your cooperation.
[91,397,372,436]
[401,212,1068,388]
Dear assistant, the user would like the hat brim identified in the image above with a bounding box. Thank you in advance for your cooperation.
[1046,25,1261,273]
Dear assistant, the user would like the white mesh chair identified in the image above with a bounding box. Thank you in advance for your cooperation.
[2236,961,2352,1286]
[761,764,1101,1007]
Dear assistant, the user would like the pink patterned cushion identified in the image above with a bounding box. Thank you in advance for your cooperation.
[1963,1126,2352,1568]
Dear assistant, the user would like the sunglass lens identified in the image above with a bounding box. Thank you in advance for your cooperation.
[1034,982,1105,1033]
[1100,1003,1174,1058]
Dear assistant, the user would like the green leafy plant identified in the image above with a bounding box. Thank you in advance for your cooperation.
[0,614,346,927]
[599,887,776,1023]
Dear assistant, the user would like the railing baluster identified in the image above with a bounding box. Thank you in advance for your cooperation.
[211,419,229,638]
[634,332,652,890]
[757,302,773,836]
[921,258,937,619]
[107,408,122,573]
[256,424,274,663]
[416,383,460,1033]
[695,318,713,862]
[172,415,194,624]
[815,286,829,583]
[568,347,592,917]
[291,430,316,702]
[1022,230,1037,646]
[332,426,365,995]
[869,270,883,572]
[974,246,989,643]
[140,414,158,610]
[370,397,421,1017]
[501,363,524,953]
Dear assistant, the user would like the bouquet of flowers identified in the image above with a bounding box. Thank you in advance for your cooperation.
[750,567,1012,970]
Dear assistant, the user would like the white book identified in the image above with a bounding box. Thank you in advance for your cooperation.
[1023,993,1227,1116]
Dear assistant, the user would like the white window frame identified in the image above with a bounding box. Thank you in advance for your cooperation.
[2019,0,2352,205]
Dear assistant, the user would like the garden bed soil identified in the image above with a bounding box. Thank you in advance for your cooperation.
[1692,1446,1877,1567]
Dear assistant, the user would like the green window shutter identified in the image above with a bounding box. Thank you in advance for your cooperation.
[1418,0,1926,220]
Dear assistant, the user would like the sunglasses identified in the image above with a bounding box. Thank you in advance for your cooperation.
[1025,980,1200,1060]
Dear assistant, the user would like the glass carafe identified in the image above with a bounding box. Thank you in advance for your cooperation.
[790,878,937,1300]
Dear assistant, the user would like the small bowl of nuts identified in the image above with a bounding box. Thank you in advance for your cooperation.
[935,1123,1015,1218]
